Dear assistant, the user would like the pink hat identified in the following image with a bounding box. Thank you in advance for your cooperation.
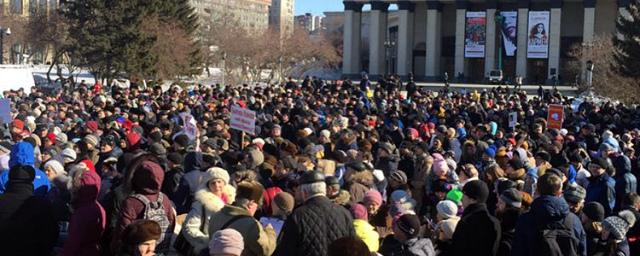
[407,128,419,139]
[432,153,449,177]
[209,229,244,256]
[363,190,383,206]
[351,203,368,220]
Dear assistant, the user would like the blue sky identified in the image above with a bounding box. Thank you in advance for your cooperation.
[295,0,343,16]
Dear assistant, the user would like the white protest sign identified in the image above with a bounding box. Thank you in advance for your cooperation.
[180,112,198,140]
[0,99,11,124]
[509,112,518,128]
[230,105,256,135]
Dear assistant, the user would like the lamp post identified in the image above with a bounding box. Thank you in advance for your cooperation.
[495,13,505,71]
[383,40,395,75]
[0,27,11,65]
[582,42,594,92]
[586,60,594,93]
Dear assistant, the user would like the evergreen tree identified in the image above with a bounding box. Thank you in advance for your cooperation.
[613,0,640,78]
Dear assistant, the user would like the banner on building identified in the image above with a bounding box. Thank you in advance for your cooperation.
[500,11,518,57]
[527,11,550,59]
[465,11,486,58]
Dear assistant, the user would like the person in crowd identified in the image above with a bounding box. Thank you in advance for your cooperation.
[600,210,636,256]
[208,181,276,256]
[434,200,459,256]
[0,165,59,255]
[564,184,587,214]
[274,171,355,256]
[621,193,640,256]
[205,229,245,256]
[585,157,616,217]
[328,237,372,256]
[496,188,522,256]
[183,167,235,254]
[61,166,106,256]
[581,201,607,256]
[351,203,379,253]
[379,213,435,256]
[0,141,51,196]
[451,180,501,256]
[118,219,161,256]
[512,172,587,256]
[259,191,295,237]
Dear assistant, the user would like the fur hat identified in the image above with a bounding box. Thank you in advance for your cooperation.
[273,192,295,215]
[209,229,244,256]
[121,220,161,247]
[236,181,264,203]
[203,167,230,186]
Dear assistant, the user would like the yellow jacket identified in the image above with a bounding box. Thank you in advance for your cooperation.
[353,219,380,252]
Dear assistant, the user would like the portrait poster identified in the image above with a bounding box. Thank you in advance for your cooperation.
[527,11,550,59]
[465,11,486,58]
[500,11,518,57]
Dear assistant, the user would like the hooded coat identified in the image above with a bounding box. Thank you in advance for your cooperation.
[0,165,58,255]
[183,184,236,253]
[511,195,587,256]
[0,142,51,196]
[614,155,637,211]
[61,170,106,256]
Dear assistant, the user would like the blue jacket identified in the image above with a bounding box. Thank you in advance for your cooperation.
[0,142,51,197]
[512,195,587,256]
[585,174,616,217]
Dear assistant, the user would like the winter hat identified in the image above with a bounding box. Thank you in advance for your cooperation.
[44,160,66,176]
[602,210,637,240]
[86,121,99,133]
[209,229,244,256]
[126,132,142,148]
[389,170,408,185]
[61,148,77,164]
[396,214,421,238]
[484,146,496,158]
[500,189,522,208]
[432,153,449,177]
[583,201,605,222]
[236,181,264,202]
[462,180,489,203]
[149,143,167,156]
[8,165,35,182]
[363,190,383,206]
[446,189,463,204]
[563,184,586,205]
[351,203,369,221]
[436,200,458,219]
[203,167,230,185]
[273,191,295,215]
[121,220,162,247]
[372,169,385,182]
[391,190,412,204]
[439,218,458,240]
[56,133,68,145]
[83,134,99,148]
[497,179,518,195]
[320,129,331,139]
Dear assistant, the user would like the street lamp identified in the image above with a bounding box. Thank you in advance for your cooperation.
[582,42,594,92]
[0,27,11,65]
[384,40,395,75]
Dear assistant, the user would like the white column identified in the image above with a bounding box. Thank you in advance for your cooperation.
[516,7,529,80]
[548,7,562,79]
[342,4,362,76]
[425,7,442,78]
[454,8,466,78]
[397,3,415,77]
[369,3,388,77]
[485,8,497,76]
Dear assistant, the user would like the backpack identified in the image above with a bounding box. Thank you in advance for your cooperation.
[131,193,172,252]
[537,215,579,256]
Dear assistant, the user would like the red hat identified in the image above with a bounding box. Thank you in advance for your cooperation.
[80,159,96,173]
[86,121,98,133]
[507,138,517,146]
[46,132,56,142]
[123,119,134,131]
[127,132,141,147]
[11,119,24,131]
[262,187,283,216]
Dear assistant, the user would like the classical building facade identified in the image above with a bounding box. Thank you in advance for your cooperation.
[0,0,57,16]
[342,0,628,84]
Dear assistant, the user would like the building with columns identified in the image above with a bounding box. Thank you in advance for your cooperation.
[342,0,628,84]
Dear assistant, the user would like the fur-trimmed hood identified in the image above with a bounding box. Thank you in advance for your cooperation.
[194,185,236,213]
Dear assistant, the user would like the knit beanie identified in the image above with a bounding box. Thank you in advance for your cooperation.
[396,214,421,238]
[563,184,586,205]
[44,160,66,176]
[602,210,637,240]
[389,170,408,185]
[436,200,458,219]
[462,180,489,203]
[363,190,383,206]
[439,218,458,241]
[499,189,522,208]
[209,229,244,256]
[583,201,605,222]
[83,134,99,148]
[432,153,449,177]
[203,167,230,186]
[351,203,369,221]
[62,148,77,164]
[273,192,295,215]
[446,189,463,204]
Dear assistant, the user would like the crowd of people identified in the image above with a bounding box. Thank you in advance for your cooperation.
[0,74,639,256]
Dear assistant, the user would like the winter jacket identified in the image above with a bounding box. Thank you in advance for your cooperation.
[173,151,207,214]
[208,204,276,256]
[497,207,520,256]
[613,155,637,212]
[274,196,355,256]
[451,203,501,256]
[111,160,175,253]
[183,186,236,253]
[354,219,380,252]
[512,195,587,256]
[586,174,616,217]
[0,166,58,255]
[380,236,436,256]
[61,170,106,256]
[0,142,51,197]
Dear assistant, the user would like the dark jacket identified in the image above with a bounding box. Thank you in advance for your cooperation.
[451,203,501,256]
[380,235,436,256]
[273,195,355,256]
[61,170,106,256]
[0,166,59,255]
[586,174,616,217]
[623,206,640,256]
[613,155,637,212]
[497,207,520,256]
[512,195,587,256]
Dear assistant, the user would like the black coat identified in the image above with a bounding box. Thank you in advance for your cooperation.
[273,196,355,256]
[0,180,58,256]
[451,203,501,256]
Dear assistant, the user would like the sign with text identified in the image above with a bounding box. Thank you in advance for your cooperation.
[179,112,198,140]
[509,112,518,128]
[465,11,487,58]
[547,104,564,130]
[0,99,11,124]
[230,105,256,135]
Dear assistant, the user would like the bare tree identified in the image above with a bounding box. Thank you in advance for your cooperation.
[140,16,194,80]
[26,11,71,82]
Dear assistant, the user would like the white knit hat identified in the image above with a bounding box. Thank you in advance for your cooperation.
[203,167,230,186]
[436,200,458,219]
[44,160,66,176]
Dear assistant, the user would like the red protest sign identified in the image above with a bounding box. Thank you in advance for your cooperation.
[547,104,564,130]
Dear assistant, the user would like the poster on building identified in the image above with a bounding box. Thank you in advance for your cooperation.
[527,11,550,59]
[500,11,518,57]
[465,11,486,58]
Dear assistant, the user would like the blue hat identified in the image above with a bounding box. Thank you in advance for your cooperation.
[484,146,496,158]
